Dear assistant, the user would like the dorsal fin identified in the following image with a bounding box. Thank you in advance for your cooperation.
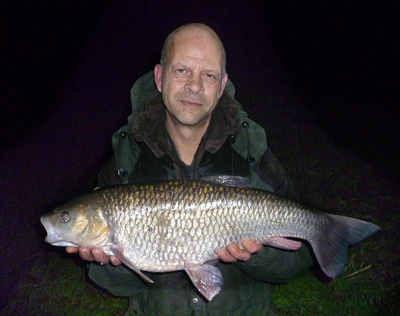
[200,175,252,188]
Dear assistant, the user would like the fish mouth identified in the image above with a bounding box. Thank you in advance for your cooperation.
[40,216,78,247]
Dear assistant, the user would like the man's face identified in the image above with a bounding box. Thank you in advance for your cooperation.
[155,29,228,127]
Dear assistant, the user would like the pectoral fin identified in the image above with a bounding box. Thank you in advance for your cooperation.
[185,264,223,301]
[111,244,154,284]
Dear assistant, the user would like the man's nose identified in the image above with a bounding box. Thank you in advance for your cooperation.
[185,75,204,93]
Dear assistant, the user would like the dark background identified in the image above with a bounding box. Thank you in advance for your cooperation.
[1,0,399,308]
[2,1,399,174]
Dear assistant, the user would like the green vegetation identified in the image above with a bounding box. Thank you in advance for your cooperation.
[271,152,400,315]
[272,238,399,315]
[7,253,128,315]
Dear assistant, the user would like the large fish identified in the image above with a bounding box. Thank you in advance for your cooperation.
[40,177,380,301]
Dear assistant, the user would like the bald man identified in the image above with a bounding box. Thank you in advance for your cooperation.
[68,24,313,315]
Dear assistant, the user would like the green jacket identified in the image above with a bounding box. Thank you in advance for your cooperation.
[88,72,313,315]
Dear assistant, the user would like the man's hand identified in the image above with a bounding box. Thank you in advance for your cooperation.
[66,240,261,266]
[66,246,122,266]
[217,239,262,262]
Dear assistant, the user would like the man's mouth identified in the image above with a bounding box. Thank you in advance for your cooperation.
[180,100,202,107]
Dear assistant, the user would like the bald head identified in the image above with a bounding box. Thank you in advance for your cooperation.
[160,23,227,75]
[153,22,228,135]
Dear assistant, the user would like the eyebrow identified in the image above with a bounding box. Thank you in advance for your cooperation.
[171,61,220,74]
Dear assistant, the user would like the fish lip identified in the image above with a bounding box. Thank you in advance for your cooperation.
[40,215,78,247]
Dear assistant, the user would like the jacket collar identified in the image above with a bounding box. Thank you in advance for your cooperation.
[131,90,241,159]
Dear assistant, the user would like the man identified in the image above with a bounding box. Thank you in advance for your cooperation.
[67,23,313,315]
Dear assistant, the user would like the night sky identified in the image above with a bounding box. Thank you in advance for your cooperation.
[1,0,399,307]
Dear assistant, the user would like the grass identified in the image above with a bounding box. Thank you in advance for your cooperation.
[272,238,399,315]
[6,253,128,316]
[270,156,400,315]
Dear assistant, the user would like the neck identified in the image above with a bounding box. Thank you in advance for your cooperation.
[165,114,210,165]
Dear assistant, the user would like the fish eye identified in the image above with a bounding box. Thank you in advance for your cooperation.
[60,212,71,223]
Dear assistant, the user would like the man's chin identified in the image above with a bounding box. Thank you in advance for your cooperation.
[171,114,211,128]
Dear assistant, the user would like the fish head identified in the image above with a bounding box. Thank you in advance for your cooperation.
[40,197,111,248]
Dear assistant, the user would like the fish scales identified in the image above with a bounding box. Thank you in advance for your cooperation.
[93,180,329,272]
[40,177,380,301]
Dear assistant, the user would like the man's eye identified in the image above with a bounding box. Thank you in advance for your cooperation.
[176,69,186,74]
[204,73,217,81]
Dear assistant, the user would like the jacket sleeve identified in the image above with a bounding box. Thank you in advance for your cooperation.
[235,243,314,283]
[88,263,147,297]
[252,147,299,200]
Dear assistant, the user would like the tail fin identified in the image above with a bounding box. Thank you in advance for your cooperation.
[311,214,380,279]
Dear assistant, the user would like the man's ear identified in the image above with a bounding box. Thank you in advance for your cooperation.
[219,73,228,97]
[154,64,163,92]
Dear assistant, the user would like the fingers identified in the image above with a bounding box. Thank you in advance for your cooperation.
[217,248,237,262]
[65,247,122,266]
[228,243,252,261]
[65,246,79,254]
[217,240,262,263]
[217,243,250,262]
[110,255,122,266]
[66,246,95,261]
[90,248,122,266]
[242,239,263,253]
[91,248,110,264]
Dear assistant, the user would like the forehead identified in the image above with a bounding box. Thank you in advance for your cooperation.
[168,28,223,69]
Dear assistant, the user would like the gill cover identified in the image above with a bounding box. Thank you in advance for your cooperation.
[41,198,111,248]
